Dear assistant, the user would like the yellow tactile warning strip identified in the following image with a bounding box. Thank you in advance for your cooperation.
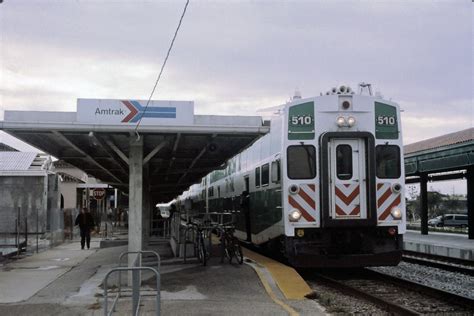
[243,248,312,300]
[249,262,300,316]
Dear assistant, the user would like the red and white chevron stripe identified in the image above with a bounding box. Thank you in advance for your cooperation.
[288,184,316,222]
[335,183,361,217]
[377,183,401,220]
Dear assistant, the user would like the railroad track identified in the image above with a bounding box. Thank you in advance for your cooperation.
[403,250,474,276]
[308,268,474,315]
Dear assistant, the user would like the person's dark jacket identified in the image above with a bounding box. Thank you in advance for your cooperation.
[75,212,95,231]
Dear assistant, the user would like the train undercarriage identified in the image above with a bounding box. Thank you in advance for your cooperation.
[282,227,403,268]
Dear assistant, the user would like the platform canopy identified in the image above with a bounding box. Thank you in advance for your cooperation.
[1,99,269,203]
[403,127,473,239]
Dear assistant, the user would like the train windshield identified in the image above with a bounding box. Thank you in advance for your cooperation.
[376,145,400,178]
[287,145,316,179]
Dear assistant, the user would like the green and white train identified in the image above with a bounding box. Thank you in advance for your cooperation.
[176,85,405,267]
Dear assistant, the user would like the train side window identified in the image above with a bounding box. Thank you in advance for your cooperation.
[208,186,214,197]
[261,163,269,186]
[271,160,281,183]
[287,145,316,179]
[336,145,353,180]
[255,167,261,187]
[376,145,400,178]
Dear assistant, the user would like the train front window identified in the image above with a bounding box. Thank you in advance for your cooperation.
[287,145,316,179]
[376,145,401,178]
[336,145,353,180]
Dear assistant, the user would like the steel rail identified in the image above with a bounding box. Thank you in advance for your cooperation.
[365,268,474,310]
[314,272,420,316]
[402,250,474,276]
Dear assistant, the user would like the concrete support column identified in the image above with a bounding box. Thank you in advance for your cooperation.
[129,137,143,266]
[142,164,151,246]
[467,167,473,240]
[420,173,428,235]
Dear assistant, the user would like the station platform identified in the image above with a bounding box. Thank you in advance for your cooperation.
[404,230,474,261]
[0,236,326,315]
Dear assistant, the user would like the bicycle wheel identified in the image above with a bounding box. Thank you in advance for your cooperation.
[232,238,243,264]
[220,234,228,263]
[225,235,235,263]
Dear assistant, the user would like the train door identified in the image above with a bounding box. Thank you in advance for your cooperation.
[329,139,368,220]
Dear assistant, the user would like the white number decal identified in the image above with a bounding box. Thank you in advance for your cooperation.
[291,115,312,125]
[377,116,396,125]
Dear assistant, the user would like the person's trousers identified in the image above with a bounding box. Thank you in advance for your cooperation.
[80,228,91,249]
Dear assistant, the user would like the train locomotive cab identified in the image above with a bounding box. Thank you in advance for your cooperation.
[175,84,406,268]
[282,86,405,267]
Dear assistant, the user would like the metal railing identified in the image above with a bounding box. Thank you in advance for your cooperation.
[104,267,160,316]
[103,250,161,316]
[0,207,32,256]
[151,218,171,239]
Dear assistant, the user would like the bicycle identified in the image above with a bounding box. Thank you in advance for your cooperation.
[184,221,209,266]
[219,225,243,264]
[195,225,207,266]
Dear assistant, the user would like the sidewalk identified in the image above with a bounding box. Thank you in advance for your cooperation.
[405,230,474,261]
[0,239,101,304]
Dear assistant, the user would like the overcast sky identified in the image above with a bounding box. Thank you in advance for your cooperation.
[1,0,472,194]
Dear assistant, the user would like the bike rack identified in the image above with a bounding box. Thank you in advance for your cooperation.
[103,251,161,316]
[103,266,160,316]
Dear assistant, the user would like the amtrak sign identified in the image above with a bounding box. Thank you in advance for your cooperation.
[77,99,194,125]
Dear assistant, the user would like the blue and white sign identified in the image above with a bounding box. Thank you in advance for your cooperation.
[77,99,194,125]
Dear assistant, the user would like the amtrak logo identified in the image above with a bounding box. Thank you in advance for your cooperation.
[93,100,177,123]
[78,98,192,125]
[121,100,177,123]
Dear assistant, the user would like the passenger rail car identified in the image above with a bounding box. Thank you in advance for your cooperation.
[176,85,405,267]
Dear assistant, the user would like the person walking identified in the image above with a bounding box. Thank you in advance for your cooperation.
[75,207,95,249]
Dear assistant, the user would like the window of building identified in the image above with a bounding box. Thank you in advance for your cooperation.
[376,145,400,179]
[287,145,316,179]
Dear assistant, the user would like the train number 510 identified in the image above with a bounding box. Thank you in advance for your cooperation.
[377,116,396,125]
[291,115,312,125]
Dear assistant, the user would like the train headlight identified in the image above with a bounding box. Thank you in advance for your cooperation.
[288,184,300,195]
[289,209,302,222]
[336,116,346,127]
[390,207,402,220]
[391,183,402,194]
[347,116,356,127]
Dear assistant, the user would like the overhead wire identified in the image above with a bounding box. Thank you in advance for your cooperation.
[134,0,190,140]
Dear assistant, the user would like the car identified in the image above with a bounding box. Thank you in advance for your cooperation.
[428,214,468,228]
[428,215,443,227]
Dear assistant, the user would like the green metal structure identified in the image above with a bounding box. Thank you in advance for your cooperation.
[404,128,473,239]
